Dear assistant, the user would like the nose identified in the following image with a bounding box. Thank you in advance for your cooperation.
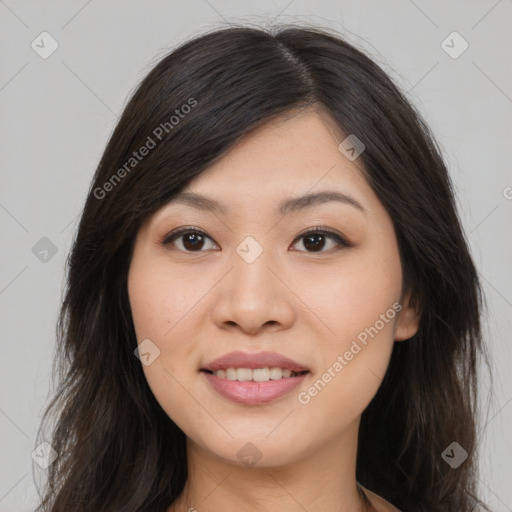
[210,244,296,335]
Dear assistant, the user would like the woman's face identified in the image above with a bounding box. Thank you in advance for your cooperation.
[128,109,419,468]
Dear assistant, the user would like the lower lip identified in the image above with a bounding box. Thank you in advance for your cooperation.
[202,371,308,405]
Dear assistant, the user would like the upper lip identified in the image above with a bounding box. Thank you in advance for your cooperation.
[202,351,309,373]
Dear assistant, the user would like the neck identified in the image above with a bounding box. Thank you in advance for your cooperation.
[168,419,370,512]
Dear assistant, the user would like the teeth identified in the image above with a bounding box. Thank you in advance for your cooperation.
[269,367,282,380]
[236,368,252,381]
[253,368,270,382]
[213,367,302,381]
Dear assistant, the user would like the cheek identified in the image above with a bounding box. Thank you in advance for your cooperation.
[295,287,401,438]
[293,245,402,412]
[128,257,211,430]
[128,254,205,344]
[297,246,402,345]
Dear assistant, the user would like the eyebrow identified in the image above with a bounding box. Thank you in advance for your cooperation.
[168,190,366,216]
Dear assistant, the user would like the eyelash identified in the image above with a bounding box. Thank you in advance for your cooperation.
[160,226,351,253]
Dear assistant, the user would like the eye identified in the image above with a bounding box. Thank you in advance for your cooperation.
[291,227,350,253]
[161,226,351,253]
[161,227,218,252]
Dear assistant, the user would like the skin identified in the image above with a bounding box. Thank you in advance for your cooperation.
[127,108,420,512]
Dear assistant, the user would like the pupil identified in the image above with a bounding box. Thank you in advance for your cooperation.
[304,234,325,252]
[184,233,203,251]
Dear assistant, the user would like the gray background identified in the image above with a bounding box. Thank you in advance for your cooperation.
[0,1,510,510]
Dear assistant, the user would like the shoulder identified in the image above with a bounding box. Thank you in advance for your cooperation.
[360,485,401,512]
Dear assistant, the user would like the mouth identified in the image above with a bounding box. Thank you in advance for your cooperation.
[201,350,309,374]
[201,368,309,381]
[200,351,310,405]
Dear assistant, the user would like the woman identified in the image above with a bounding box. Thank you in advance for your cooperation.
[35,24,490,511]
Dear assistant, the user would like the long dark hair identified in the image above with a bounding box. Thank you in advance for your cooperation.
[35,23,490,511]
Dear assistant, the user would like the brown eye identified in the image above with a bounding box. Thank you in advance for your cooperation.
[291,228,350,253]
[162,228,217,252]
[162,226,350,254]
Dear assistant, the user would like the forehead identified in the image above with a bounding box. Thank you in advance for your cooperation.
[168,110,372,210]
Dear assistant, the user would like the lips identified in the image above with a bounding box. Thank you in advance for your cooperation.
[201,351,310,405]
[201,350,309,373]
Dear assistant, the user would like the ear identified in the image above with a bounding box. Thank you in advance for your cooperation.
[394,290,421,342]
